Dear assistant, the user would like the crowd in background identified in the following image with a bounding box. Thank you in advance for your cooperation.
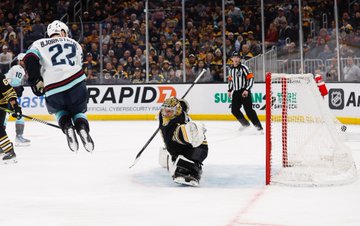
[0,0,359,83]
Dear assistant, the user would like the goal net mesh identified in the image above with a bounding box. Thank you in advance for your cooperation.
[266,73,357,186]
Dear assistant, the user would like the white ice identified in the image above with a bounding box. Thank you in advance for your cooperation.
[1,120,360,226]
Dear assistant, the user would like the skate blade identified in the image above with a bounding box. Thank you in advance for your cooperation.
[15,142,31,147]
[0,158,18,165]
[66,129,79,152]
[79,130,94,153]
[173,177,199,187]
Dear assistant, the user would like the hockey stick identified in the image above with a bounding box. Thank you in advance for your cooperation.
[129,69,207,168]
[0,106,61,129]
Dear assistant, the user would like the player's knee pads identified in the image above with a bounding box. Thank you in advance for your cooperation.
[181,121,206,147]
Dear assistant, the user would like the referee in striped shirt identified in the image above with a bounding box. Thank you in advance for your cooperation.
[227,51,263,131]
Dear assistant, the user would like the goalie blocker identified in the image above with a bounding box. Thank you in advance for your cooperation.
[158,97,208,186]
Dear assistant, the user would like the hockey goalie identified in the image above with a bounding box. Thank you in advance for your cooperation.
[158,96,208,186]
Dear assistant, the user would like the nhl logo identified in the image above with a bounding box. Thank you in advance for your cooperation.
[328,89,344,110]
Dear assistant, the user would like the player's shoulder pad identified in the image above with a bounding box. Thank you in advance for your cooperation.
[179,99,189,113]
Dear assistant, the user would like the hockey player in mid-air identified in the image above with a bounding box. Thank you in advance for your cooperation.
[0,72,22,164]
[158,96,208,186]
[23,20,94,152]
[5,53,31,146]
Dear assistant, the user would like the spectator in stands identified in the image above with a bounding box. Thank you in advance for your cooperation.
[274,7,287,28]
[123,56,135,76]
[226,0,243,26]
[104,49,115,64]
[103,62,117,80]
[343,56,360,82]
[277,18,294,47]
[131,67,145,83]
[0,45,13,73]
[187,54,197,68]
[265,22,279,49]
[317,28,331,46]
[172,55,182,71]
[31,15,46,41]
[149,66,164,83]
[83,53,99,79]
[317,44,334,63]
[8,37,21,56]
[240,44,254,61]
[3,25,16,43]
[226,16,238,33]
[325,56,340,81]
[88,43,100,62]
[167,68,182,83]
[161,60,172,80]
[115,64,129,80]
[173,41,182,56]
[119,50,131,65]
[134,48,146,66]
[192,60,212,82]
[248,33,261,56]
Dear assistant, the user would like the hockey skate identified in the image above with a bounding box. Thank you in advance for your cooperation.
[171,155,202,187]
[77,129,94,153]
[65,126,79,152]
[0,148,17,164]
[15,135,31,147]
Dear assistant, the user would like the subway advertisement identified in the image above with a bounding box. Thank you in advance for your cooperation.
[17,83,360,124]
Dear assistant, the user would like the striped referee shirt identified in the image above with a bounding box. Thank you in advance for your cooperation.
[227,64,254,92]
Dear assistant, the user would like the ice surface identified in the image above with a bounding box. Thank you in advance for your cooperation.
[1,120,359,226]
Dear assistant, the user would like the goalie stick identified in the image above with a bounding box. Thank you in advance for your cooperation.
[0,106,60,129]
[129,69,207,168]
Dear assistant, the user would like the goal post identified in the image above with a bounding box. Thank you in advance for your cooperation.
[265,72,357,186]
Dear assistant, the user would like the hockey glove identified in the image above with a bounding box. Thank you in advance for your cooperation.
[10,102,22,120]
[31,79,44,96]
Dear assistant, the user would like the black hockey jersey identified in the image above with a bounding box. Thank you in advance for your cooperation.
[159,101,208,158]
[0,73,18,105]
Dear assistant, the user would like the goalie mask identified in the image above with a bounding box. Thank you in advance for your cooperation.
[161,96,182,119]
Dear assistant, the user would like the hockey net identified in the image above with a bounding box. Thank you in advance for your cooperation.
[265,73,357,186]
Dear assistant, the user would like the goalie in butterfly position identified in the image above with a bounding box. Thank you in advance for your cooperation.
[158,96,208,186]
[23,20,94,153]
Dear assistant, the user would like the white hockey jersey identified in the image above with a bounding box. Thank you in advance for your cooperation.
[26,37,86,97]
[5,65,26,87]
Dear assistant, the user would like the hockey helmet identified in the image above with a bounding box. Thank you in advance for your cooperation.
[47,20,69,37]
[161,96,182,118]
[17,53,25,61]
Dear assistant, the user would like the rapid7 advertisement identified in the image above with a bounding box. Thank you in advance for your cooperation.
[18,83,360,120]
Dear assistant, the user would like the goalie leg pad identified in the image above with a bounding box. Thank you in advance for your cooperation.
[182,122,206,147]
[159,146,171,169]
